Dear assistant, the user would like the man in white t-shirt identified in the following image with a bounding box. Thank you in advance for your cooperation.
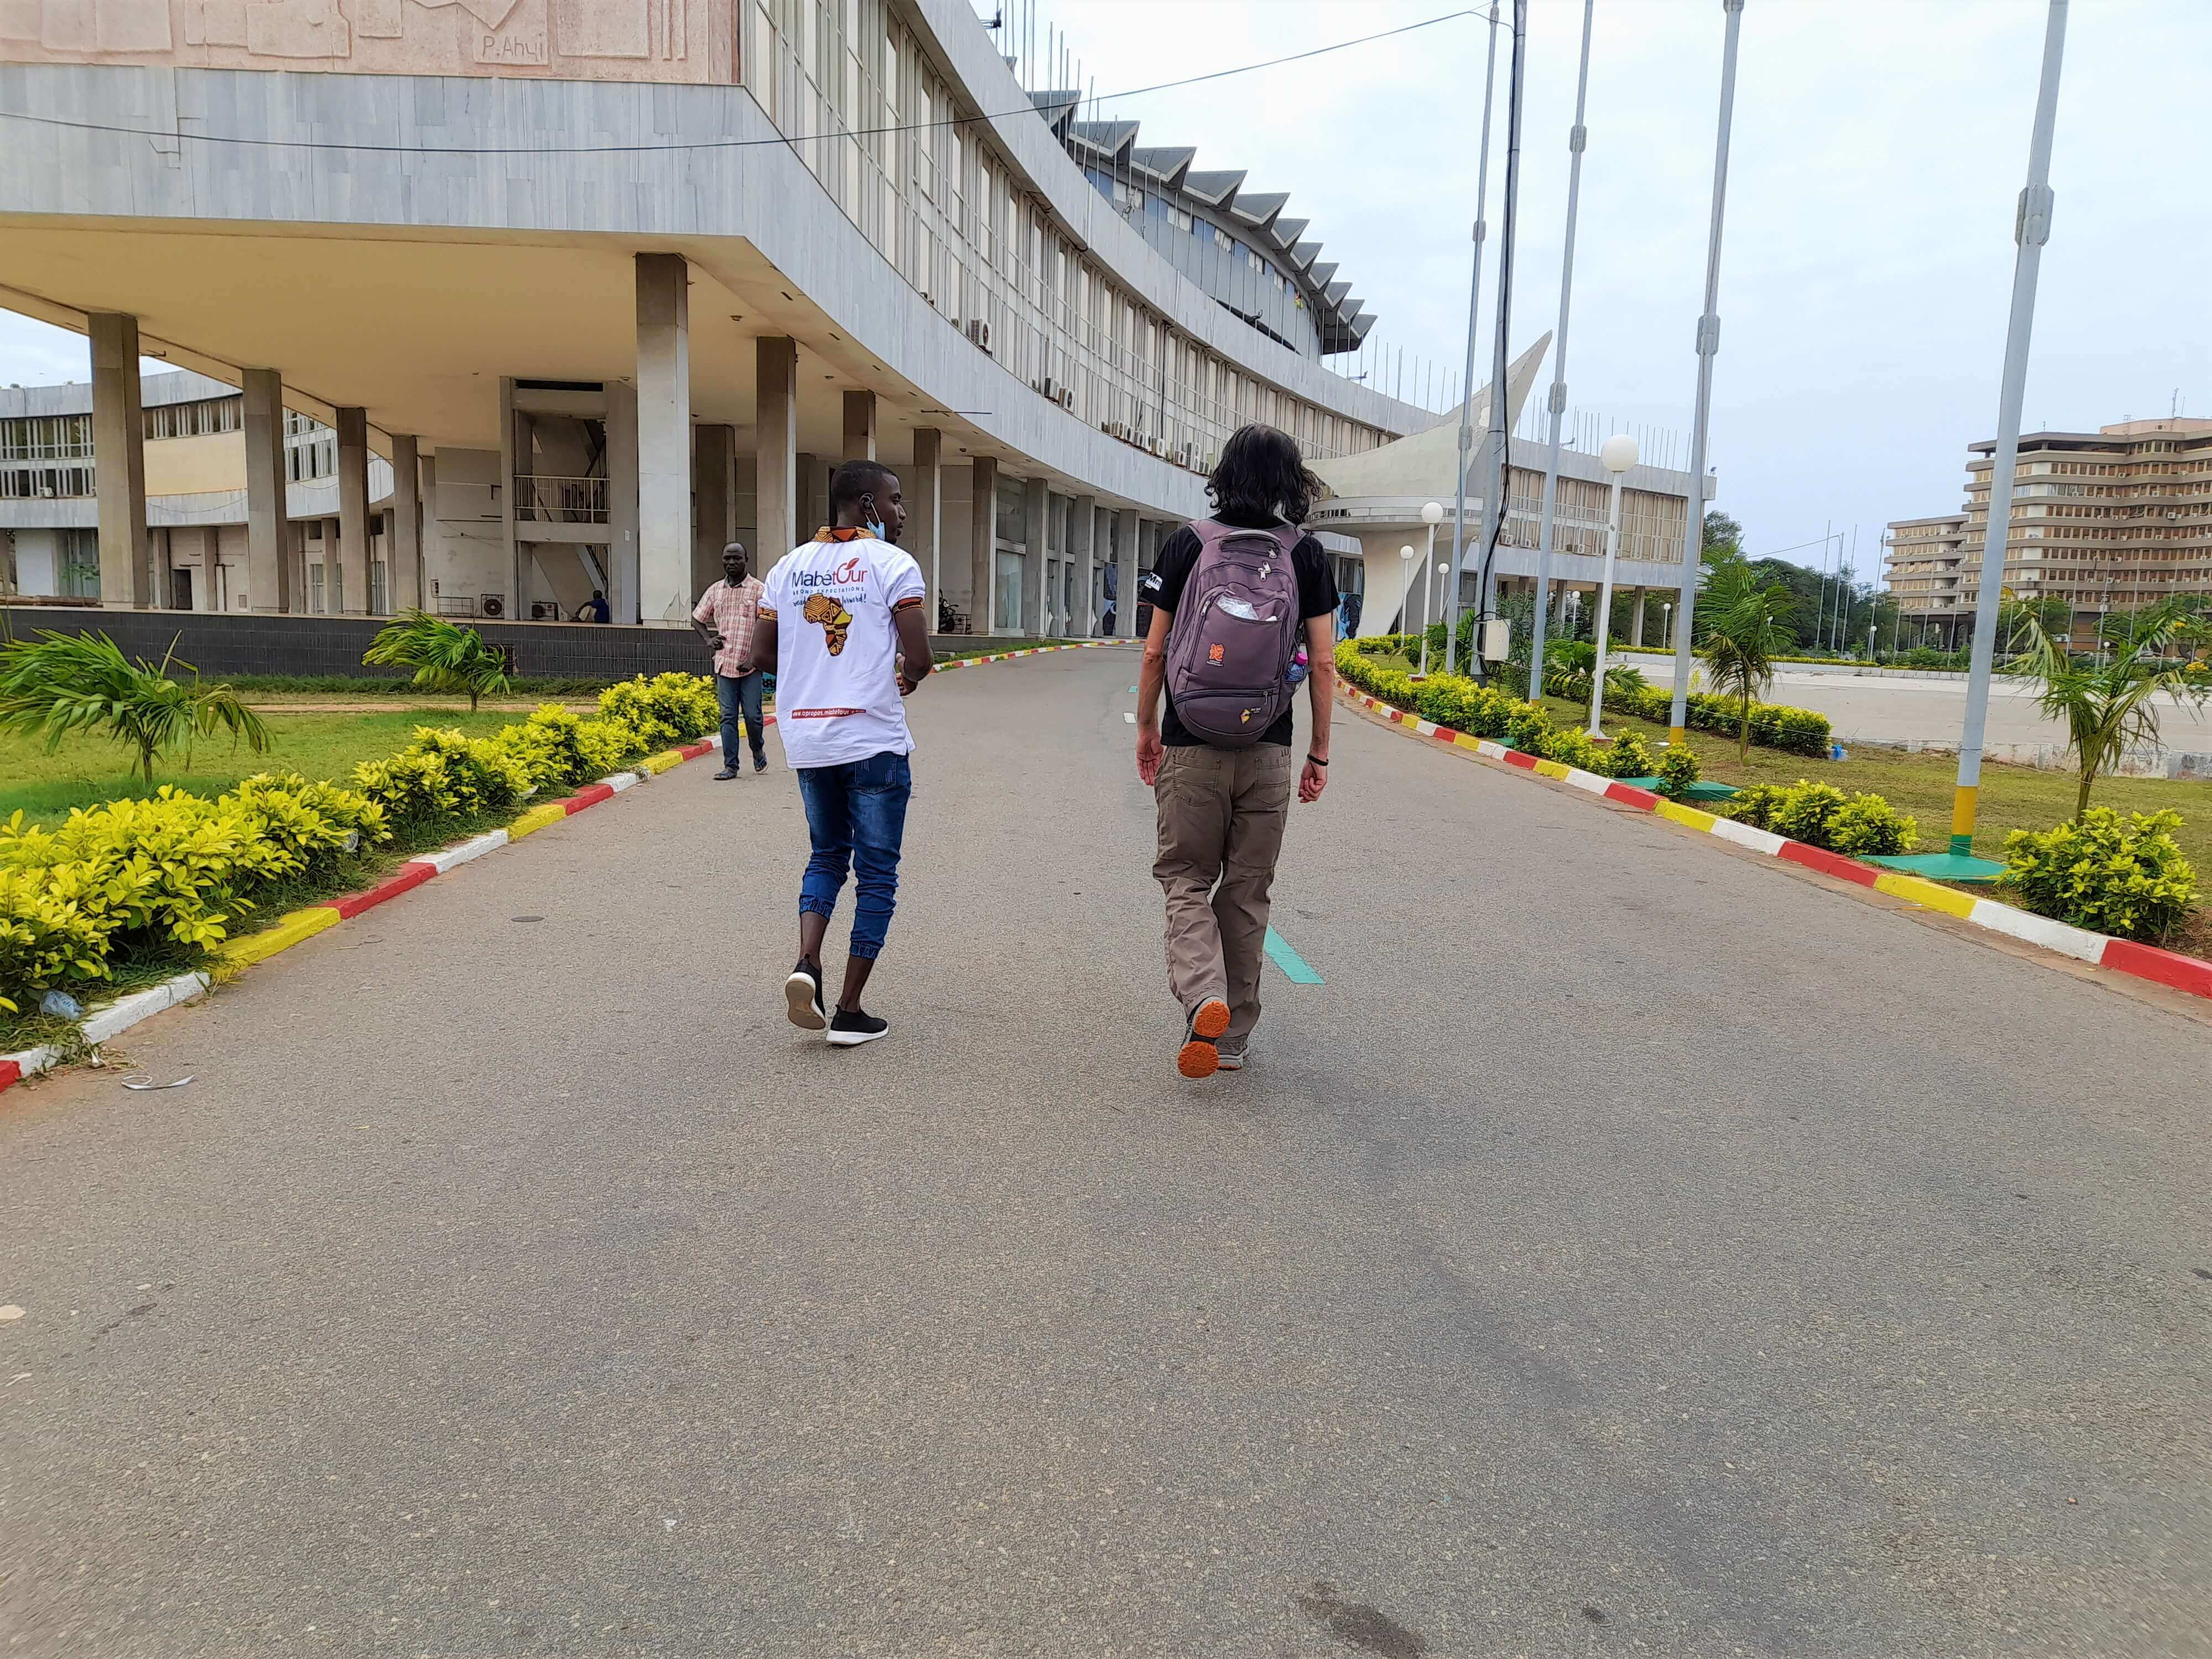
[742,458,932,1048]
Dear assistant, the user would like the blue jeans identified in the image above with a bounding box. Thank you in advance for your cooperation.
[715,671,767,767]
[796,750,912,961]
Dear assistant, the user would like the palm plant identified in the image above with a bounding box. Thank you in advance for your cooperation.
[0,629,270,785]
[2009,597,2210,820]
[1696,560,1797,760]
[363,610,513,711]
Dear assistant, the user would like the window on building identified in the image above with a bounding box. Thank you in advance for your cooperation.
[58,529,100,598]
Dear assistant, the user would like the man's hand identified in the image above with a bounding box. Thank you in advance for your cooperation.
[706,630,725,651]
[1136,726,1165,787]
[1299,755,1328,804]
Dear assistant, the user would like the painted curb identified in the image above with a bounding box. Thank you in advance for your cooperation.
[1338,682,2212,1006]
[4,645,1101,1093]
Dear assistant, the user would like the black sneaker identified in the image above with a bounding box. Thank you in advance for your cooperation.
[827,1007,890,1047]
[714,766,739,781]
[784,959,826,1030]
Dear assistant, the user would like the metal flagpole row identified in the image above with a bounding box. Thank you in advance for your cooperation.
[1524,0,1598,703]
[1444,1,1503,676]
[1952,0,2069,858]
[1666,0,1745,744]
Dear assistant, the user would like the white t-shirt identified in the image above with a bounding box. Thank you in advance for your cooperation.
[760,533,927,770]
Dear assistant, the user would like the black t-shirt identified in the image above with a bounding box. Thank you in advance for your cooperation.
[1152,512,1339,747]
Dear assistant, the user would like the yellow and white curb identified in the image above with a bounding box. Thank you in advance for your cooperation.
[1339,681,2212,1005]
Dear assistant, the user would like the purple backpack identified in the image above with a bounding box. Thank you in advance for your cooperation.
[1163,518,1305,747]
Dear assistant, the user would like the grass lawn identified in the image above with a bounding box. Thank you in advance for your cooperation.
[1,710,521,827]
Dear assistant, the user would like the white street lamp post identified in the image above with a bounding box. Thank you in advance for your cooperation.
[1666,0,1745,744]
[1950,0,2068,860]
[1446,1,1504,673]
[1417,500,1445,673]
[1397,544,1420,650]
[1587,432,1639,737]
[1526,0,1599,703]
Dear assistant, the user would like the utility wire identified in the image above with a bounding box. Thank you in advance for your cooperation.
[0,9,1480,158]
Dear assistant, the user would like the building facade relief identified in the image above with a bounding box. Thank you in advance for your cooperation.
[0,0,729,81]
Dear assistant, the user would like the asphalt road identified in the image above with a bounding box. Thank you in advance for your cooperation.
[5,646,2210,1658]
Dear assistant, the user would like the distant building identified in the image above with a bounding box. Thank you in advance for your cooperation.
[1,372,400,613]
[1886,418,2212,645]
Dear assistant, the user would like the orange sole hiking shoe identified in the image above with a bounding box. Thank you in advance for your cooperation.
[1178,998,1232,1079]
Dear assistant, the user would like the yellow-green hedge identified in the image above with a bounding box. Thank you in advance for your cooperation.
[1,672,719,1016]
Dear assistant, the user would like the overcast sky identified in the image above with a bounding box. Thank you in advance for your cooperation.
[3,0,2205,589]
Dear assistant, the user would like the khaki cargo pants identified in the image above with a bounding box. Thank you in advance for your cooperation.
[1151,743,1294,1044]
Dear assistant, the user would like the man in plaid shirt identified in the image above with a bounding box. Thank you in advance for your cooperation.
[691,541,770,778]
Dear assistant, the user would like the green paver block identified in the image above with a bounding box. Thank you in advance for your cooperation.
[1682,780,1741,801]
[1867,851,2007,885]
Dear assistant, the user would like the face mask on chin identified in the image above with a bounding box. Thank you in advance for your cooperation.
[866,520,886,540]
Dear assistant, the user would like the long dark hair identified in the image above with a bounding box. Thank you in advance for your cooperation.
[1206,424,1323,526]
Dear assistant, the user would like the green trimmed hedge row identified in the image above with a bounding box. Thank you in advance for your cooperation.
[1,672,719,1016]
[1602,682,1832,757]
[1334,643,1702,792]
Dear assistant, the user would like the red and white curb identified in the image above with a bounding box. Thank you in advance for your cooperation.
[2,644,1125,1094]
[1340,682,2212,1005]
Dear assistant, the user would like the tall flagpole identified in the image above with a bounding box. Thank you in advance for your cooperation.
[1445,2,1503,676]
[1665,0,1746,743]
[1524,0,1597,702]
[1951,0,2068,858]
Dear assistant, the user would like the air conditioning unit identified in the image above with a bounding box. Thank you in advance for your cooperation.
[1058,387,1074,411]
[479,593,505,618]
[1039,376,1059,400]
[1147,435,1166,457]
[963,319,992,353]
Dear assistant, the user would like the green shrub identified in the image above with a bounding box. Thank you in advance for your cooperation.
[598,672,719,749]
[2002,808,2198,942]
[1505,702,1552,755]
[1719,778,1919,857]
[1828,793,1920,857]
[350,726,533,831]
[1769,781,1849,846]
[1654,744,1702,797]
[1542,727,1601,773]
[1600,680,1832,757]
[1602,731,1656,779]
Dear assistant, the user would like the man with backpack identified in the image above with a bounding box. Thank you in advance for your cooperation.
[1134,424,1339,1079]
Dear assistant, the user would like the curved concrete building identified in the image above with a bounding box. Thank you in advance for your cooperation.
[0,0,1439,640]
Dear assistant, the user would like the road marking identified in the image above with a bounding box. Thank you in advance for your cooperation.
[1263,927,1323,985]
[1124,711,1135,723]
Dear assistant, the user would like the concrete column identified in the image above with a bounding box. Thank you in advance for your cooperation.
[241,367,290,613]
[390,434,422,613]
[604,380,639,624]
[755,336,797,571]
[88,312,149,608]
[970,456,998,633]
[1632,588,1648,648]
[693,422,734,596]
[499,376,521,619]
[635,252,691,625]
[335,406,371,615]
[1115,508,1140,639]
[797,453,825,537]
[909,426,942,623]
[1021,477,1048,637]
[842,390,877,461]
[1072,493,1097,638]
